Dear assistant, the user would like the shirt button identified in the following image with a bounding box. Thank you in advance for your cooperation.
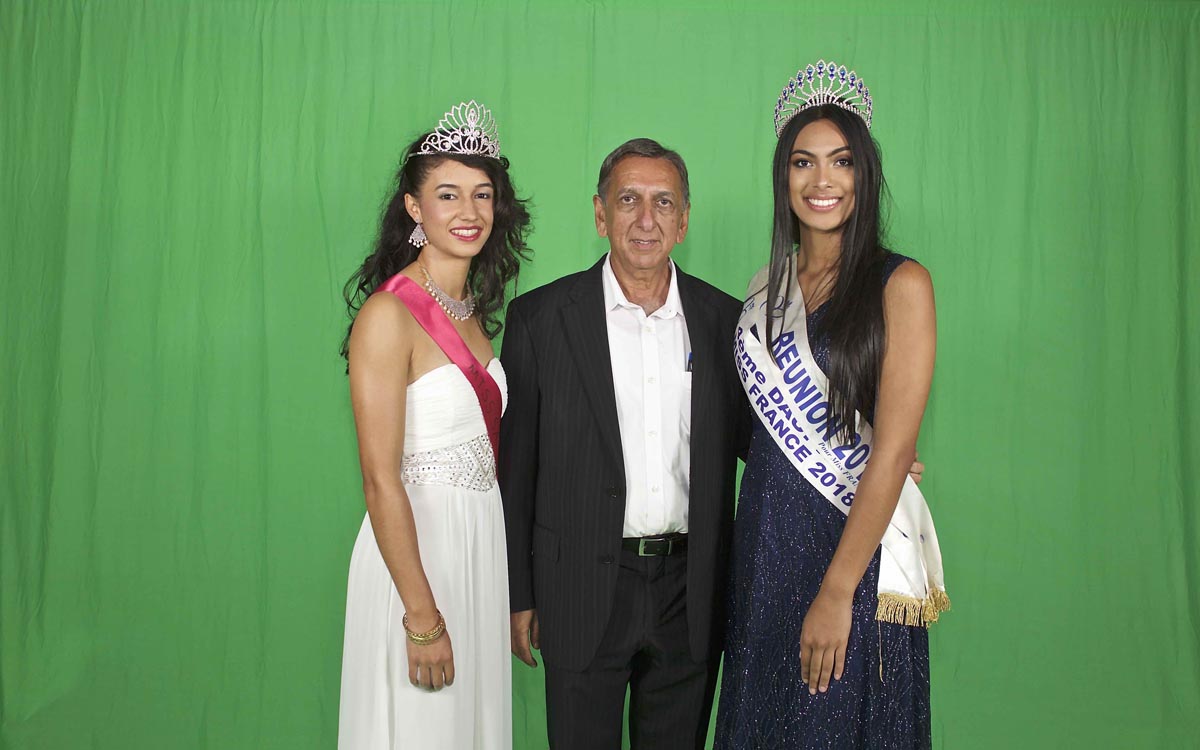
[651,485,660,493]
[606,486,620,498]
[648,430,657,438]
[647,376,656,384]
[599,554,614,565]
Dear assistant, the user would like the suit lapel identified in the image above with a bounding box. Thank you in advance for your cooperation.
[560,260,626,475]
[677,267,718,487]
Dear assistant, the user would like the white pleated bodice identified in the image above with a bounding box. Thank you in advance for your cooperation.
[400,359,507,491]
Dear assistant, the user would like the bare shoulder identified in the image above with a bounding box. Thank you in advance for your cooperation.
[887,259,932,293]
[349,291,417,357]
[882,260,935,343]
[883,259,933,309]
[357,288,412,322]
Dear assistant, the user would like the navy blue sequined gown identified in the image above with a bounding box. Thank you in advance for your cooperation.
[714,254,931,750]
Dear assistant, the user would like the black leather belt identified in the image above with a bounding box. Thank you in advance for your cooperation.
[621,533,688,557]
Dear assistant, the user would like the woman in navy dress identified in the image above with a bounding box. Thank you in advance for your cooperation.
[715,64,938,749]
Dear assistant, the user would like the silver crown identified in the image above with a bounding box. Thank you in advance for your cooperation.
[418,100,501,158]
[773,60,872,136]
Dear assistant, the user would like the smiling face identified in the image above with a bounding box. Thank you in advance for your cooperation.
[788,118,856,237]
[593,155,690,276]
[403,158,495,259]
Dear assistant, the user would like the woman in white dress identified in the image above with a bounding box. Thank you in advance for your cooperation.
[337,101,531,749]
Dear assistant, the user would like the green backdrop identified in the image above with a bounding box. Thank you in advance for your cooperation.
[3,1,1198,748]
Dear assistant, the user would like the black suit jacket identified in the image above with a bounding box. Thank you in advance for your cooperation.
[499,257,750,671]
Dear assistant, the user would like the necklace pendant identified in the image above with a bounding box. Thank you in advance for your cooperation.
[420,264,475,321]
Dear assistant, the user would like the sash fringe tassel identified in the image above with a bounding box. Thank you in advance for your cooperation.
[876,588,951,628]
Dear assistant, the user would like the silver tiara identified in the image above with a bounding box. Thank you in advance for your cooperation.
[418,100,501,158]
[773,60,872,136]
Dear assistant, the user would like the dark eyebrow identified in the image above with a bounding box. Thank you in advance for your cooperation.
[433,182,494,190]
[791,146,853,158]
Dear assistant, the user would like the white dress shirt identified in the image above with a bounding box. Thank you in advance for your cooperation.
[602,254,692,537]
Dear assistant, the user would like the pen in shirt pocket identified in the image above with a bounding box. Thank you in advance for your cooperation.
[686,352,693,372]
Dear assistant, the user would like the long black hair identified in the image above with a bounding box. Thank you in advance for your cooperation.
[765,104,889,444]
[340,133,532,360]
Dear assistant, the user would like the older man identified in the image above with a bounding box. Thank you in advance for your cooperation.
[498,138,747,749]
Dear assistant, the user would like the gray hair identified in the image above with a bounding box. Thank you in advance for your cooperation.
[596,138,691,205]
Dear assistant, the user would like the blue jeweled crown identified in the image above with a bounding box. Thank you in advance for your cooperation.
[418,100,501,159]
[773,60,872,137]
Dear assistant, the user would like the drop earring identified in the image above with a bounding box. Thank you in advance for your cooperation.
[409,223,427,248]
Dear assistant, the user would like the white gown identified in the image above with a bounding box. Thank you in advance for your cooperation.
[339,360,511,749]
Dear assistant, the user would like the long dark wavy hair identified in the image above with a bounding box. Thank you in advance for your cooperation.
[765,104,890,444]
[340,133,532,361]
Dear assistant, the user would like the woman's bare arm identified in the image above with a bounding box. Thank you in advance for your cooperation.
[348,292,454,689]
[800,260,937,693]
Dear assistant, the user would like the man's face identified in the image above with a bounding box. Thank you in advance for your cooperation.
[593,156,689,276]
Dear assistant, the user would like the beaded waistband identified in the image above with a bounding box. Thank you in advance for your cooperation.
[400,434,496,492]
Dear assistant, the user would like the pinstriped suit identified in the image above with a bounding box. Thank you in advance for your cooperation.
[499,256,750,739]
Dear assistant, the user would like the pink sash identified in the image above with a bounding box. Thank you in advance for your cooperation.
[377,273,501,466]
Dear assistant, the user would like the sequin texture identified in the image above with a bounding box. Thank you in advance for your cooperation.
[400,433,496,492]
[714,253,931,749]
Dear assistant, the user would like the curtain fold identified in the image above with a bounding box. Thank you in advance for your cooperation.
[2,1,1197,747]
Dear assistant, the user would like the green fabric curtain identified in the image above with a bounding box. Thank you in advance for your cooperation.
[3,1,1197,747]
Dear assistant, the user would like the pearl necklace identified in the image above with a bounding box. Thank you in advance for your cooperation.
[420,265,476,321]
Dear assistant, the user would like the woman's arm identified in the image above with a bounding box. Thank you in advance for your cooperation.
[348,292,454,690]
[800,260,936,694]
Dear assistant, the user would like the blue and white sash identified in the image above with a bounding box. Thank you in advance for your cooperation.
[736,265,949,627]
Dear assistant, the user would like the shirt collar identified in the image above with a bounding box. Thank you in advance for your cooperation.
[602,253,684,320]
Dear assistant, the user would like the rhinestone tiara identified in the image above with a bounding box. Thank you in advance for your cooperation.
[773,60,872,137]
[417,100,501,159]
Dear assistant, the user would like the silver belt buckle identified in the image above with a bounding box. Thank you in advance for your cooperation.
[638,537,668,556]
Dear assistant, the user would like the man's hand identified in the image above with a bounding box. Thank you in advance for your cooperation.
[510,609,540,668]
[908,452,925,484]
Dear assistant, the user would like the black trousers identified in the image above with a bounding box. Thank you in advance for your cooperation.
[544,548,718,750]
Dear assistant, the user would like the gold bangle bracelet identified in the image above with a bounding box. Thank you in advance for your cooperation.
[402,610,446,645]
